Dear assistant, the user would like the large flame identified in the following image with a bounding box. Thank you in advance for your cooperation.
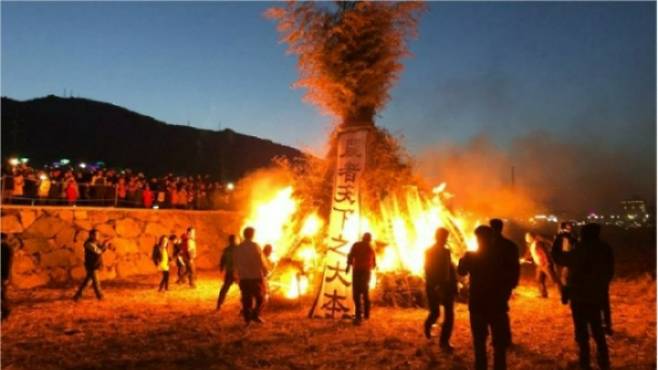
[239,180,478,299]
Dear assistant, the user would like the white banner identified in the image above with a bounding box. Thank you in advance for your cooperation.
[311,127,369,319]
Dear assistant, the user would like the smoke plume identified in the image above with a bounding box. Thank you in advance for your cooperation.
[417,131,656,218]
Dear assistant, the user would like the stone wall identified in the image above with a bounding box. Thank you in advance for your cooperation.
[0,206,242,289]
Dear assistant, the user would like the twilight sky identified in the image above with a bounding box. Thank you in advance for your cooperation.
[2,2,655,179]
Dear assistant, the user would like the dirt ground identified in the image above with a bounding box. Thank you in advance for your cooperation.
[1,269,655,370]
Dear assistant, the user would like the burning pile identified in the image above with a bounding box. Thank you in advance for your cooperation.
[238,171,479,301]
[231,2,480,312]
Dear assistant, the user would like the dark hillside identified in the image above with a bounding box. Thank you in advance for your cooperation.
[1,95,303,179]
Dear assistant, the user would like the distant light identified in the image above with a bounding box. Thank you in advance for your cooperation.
[79,162,87,169]
[20,157,29,164]
[8,158,19,166]
[153,205,159,210]
[226,182,235,191]
[60,159,70,165]
[39,173,48,181]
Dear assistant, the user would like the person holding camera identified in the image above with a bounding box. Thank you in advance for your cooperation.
[73,229,110,301]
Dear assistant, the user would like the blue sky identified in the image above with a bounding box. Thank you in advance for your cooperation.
[2,1,655,159]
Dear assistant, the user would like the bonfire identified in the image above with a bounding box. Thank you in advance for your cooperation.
[231,1,481,316]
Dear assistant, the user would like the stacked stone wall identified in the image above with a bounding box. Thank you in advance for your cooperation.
[1,206,242,288]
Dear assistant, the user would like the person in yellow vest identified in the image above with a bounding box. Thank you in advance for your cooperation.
[152,235,170,292]
[37,174,51,201]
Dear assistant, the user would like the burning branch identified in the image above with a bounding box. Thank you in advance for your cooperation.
[266,1,426,126]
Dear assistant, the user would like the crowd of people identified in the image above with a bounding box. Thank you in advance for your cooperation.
[335,219,613,370]
[1,218,614,370]
[1,163,232,210]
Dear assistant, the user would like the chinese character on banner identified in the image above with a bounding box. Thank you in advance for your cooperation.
[309,128,369,319]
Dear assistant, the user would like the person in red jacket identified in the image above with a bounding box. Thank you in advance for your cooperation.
[346,232,376,325]
[142,184,154,208]
[65,177,79,205]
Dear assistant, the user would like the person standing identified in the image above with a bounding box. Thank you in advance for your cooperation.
[233,227,269,324]
[346,232,377,325]
[1,233,13,320]
[73,229,110,301]
[170,234,186,284]
[525,232,561,298]
[489,218,520,349]
[552,223,613,370]
[216,235,238,311]
[458,226,509,370]
[181,227,197,288]
[142,183,154,209]
[553,222,577,305]
[152,236,170,292]
[423,227,457,351]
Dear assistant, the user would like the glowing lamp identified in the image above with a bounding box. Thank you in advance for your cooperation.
[8,158,19,166]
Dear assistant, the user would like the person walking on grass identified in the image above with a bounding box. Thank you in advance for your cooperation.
[423,227,457,352]
[346,232,377,326]
[458,226,508,370]
[525,232,561,298]
[552,223,612,370]
[73,229,110,301]
[216,235,238,311]
[233,227,269,324]
[152,235,170,292]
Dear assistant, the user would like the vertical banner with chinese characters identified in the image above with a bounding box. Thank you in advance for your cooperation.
[310,127,369,319]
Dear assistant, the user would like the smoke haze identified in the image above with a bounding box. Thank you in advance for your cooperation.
[417,131,656,218]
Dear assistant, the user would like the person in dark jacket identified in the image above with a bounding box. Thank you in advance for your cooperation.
[489,218,520,349]
[553,222,578,305]
[346,232,376,325]
[458,225,509,370]
[73,229,110,301]
[170,234,186,284]
[1,233,13,320]
[424,227,457,351]
[552,223,612,370]
[216,234,238,311]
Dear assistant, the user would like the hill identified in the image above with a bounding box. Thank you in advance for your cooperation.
[1,95,304,179]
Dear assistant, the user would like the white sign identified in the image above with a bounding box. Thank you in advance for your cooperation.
[311,127,369,318]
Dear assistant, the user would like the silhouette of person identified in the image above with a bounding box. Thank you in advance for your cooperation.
[458,225,508,370]
[1,233,13,320]
[216,235,238,311]
[524,232,561,298]
[181,227,197,288]
[552,223,612,370]
[553,222,577,305]
[423,227,457,351]
[346,232,376,325]
[489,218,520,349]
[73,229,110,301]
[233,227,269,324]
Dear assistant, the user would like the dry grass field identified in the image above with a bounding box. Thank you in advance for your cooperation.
[1,267,655,370]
